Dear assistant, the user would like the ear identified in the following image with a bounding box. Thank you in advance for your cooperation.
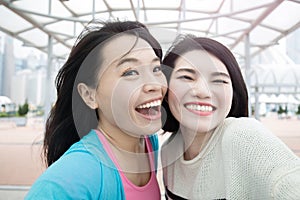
[77,83,98,109]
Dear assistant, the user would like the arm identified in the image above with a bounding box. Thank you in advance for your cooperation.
[25,151,102,200]
[272,166,300,199]
[221,117,300,199]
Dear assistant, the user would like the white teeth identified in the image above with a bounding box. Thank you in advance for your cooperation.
[137,100,161,109]
[186,104,213,112]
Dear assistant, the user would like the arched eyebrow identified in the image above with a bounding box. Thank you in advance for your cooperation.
[211,72,230,78]
[117,57,160,67]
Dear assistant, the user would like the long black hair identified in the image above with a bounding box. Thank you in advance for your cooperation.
[44,20,162,167]
[162,35,248,133]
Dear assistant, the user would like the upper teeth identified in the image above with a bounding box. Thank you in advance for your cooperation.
[137,100,161,109]
[186,104,213,112]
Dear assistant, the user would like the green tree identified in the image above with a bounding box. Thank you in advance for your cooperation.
[296,105,300,115]
[277,105,285,114]
[18,100,29,116]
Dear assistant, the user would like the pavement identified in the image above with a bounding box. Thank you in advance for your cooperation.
[0,118,44,200]
[0,114,299,199]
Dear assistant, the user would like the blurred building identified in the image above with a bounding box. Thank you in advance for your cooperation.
[1,35,14,98]
[11,68,46,106]
[286,28,300,64]
[0,51,3,94]
[0,33,49,108]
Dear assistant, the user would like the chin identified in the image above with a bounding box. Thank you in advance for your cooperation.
[125,124,161,137]
[183,121,213,133]
[140,124,161,135]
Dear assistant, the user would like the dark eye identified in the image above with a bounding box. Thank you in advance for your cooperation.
[213,79,229,84]
[153,65,162,73]
[178,75,193,81]
[122,69,139,76]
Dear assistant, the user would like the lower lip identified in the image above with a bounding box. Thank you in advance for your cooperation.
[185,107,214,116]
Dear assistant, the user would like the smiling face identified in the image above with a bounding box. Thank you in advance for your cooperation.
[168,50,233,134]
[94,34,167,136]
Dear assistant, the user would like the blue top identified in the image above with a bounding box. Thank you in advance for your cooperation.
[25,130,159,200]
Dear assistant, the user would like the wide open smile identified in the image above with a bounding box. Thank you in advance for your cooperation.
[135,99,162,120]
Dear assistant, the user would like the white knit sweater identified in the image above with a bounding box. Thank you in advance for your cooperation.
[162,117,300,200]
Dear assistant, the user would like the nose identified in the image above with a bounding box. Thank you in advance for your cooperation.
[142,73,167,93]
[143,83,162,93]
[191,79,211,98]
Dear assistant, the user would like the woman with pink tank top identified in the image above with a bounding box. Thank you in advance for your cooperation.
[25,20,167,199]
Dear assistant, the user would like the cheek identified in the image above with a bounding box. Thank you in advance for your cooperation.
[111,81,138,107]
[167,91,181,123]
[159,75,168,95]
[104,81,138,126]
[167,80,186,119]
[158,76,168,96]
[97,79,137,118]
[222,85,233,115]
[168,81,180,106]
[168,78,191,101]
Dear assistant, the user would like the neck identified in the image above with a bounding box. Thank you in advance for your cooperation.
[180,126,213,160]
[97,123,145,153]
[97,123,151,175]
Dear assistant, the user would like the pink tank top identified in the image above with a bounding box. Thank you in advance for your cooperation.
[96,130,161,200]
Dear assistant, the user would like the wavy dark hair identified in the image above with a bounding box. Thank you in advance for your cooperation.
[162,35,248,133]
[44,20,162,167]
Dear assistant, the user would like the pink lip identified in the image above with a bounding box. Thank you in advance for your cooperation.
[184,102,216,117]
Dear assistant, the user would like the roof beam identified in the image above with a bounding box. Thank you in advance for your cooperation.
[206,0,225,35]
[230,0,284,49]
[5,5,89,23]
[144,2,274,26]
[0,0,72,50]
[230,16,284,33]
[129,0,138,20]
[102,0,113,18]
[0,26,47,53]
[141,0,147,21]
[177,0,185,33]
[287,0,300,3]
[252,19,300,58]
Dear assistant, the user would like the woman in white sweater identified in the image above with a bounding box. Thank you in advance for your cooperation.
[161,35,300,200]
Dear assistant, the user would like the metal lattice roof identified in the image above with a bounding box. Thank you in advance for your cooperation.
[1,0,300,60]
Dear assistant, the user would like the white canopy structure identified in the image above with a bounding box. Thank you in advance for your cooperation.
[249,64,300,95]
[1,0,300,118]
[249,63,300,119]
[0,0,300,59]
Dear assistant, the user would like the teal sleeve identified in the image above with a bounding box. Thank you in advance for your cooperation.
[25,180,75,200]
[25,151,102,200]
